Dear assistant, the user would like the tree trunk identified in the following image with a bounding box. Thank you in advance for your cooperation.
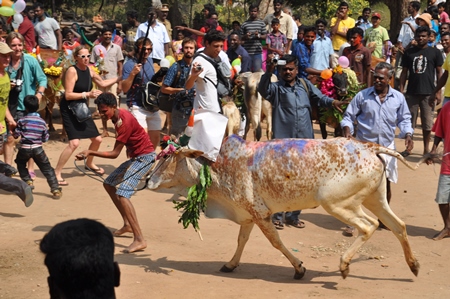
[382,0,409,43]
[257,0,272,20]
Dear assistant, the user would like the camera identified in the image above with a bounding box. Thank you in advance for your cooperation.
[11,79,23,92]
[195,65,202,71]
[272,54,279,65]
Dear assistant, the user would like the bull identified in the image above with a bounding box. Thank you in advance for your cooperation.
[147,136,422,279]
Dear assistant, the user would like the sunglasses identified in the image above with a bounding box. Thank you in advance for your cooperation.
[138,47,152,52]
[78,54,91,59]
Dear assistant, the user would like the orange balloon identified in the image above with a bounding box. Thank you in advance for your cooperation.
[321,69,333,80]
[2,0,14,8]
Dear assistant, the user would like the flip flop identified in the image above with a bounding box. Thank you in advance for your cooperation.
[273,221,284,230]
[58,179,69,186]
[29,171,36,180]
[286,220,306,229]
[85,167,105,175]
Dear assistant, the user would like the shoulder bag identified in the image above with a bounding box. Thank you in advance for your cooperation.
[68,72,92,122]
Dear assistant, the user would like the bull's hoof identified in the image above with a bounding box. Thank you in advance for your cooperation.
[340,267,350,279]
[294,265,306,280]
[411,260,420,277]
[220,264,236,273]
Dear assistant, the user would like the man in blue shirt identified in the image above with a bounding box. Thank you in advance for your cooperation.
[259,54,346,230]
[311,19,334,71]
[122,37,159,148]
[341,62,414,235]
[292,26,322,79]
[227,32,251,73]
[161,37,196,136]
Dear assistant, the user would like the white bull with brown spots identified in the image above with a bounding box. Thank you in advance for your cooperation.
[147,136,422,279]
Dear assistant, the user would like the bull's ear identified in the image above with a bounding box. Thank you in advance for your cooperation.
[181,149,204,159]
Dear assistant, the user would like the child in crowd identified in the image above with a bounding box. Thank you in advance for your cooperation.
[62,27,81,52]
[438,3,450,24]
[266,18,287,58]
[13,95,62,199]
[291,24,305,52]
[430,30,438,47]
[172,29,185,61]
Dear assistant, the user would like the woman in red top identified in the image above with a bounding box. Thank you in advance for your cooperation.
[76,92,156,254]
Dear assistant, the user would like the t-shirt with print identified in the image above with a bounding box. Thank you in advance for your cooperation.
[34,17,60,49]
[330,17,355,51]
[364,26,389,58]
[0,73,10,135]
[402,46,443,95]
[115,108,154,158]
[432,102,450,174]
[342,45,372,84]
[190,54,220,113]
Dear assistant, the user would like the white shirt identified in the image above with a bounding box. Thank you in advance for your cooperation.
[135,21,170,60]
[397,15,418,48]
[34,17,60,50]
[191,54,220,113]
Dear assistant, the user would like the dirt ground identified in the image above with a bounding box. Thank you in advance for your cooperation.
[1,107,450,299]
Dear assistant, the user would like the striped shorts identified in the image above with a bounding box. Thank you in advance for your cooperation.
[104,152,156,199]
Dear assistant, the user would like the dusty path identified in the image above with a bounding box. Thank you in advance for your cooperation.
[1,112,450,298]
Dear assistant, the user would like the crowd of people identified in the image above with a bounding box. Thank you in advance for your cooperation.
[2,1,450,273]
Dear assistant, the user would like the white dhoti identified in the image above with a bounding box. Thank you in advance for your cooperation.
[379,141,398,184]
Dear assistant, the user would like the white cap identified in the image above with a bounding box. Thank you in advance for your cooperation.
[160,58,170,68]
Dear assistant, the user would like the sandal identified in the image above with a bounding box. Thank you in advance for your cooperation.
[58,179,69,186]
[85,167,105,175]
[286,220,305,228]
[273,221,284,230]
[29,171,36,180]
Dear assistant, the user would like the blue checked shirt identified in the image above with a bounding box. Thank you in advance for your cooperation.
[163,59,194,95]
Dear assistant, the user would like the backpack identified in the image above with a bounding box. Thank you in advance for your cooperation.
[196,52,233,103]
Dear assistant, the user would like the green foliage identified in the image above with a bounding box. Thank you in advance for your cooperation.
[173,164,212,231]
[312,0,370,20]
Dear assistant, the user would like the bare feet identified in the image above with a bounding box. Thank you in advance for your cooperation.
[433,228,450,240]
[123,240,147,253]
[113,225,133,236]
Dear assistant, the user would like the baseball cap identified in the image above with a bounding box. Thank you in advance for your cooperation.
[372,13,381,20]
[160,4,169,12]
[0,42,12,54]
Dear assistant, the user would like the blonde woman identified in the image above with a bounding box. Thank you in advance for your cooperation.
[54,45,120,185]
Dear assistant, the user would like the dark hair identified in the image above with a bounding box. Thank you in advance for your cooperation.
[298,24,305,33]
[438,3,446,9]
[430,30,437,37]
[232,21,240,26]
[415,26,431,37]
[103,20,116,31]
[203,29,226,44]
[126,10,138,20]
[346,27,364,41]
[427,6,439,20]
[101,25,113,35]
[203,3,216,16]
[410,1,421,12]
[229,31,241,39]
[280,54,297,65]
[339,1,349,9]
[304,26,316,35]
[362,7,371,14]
[315,18,328,27]
[441,31,450,39]
[273,0,283,5]
[293,14,301,21]
[33,2,44,10]
[61,27,73,39]
[40,219,118,299]
[24,95,39,113]
[249,3,259,11]
[95,92,117,107]
[271,18,280,25]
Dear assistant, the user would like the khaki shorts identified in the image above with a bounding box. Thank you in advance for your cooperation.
[130,105,162,131]
[405,94,434,131]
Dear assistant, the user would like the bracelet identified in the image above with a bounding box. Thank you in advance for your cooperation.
[406,133,413,137]
[82,92,87,99]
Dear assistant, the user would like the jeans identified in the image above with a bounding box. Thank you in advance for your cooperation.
[15,146,59,191]
[0,172,30,201]
[272,210,301,223]
[249,54,262,72]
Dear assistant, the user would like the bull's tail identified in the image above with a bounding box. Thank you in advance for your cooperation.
[373,145,426,170]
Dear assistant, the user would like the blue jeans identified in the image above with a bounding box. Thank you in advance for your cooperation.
[15,146,59,192]
[272,210,302,223]
[249,54,262,72]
